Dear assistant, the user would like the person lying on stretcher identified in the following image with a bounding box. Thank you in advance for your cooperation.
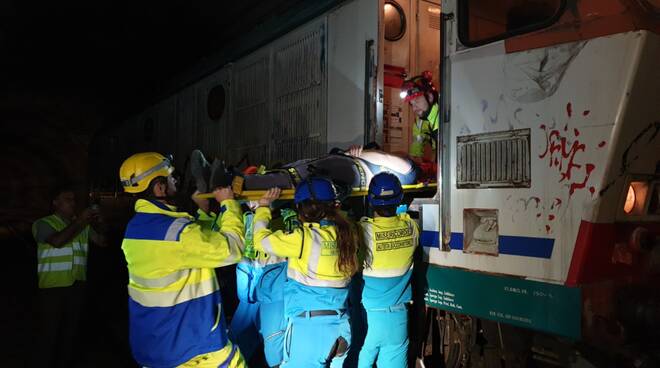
[191,145,432,196]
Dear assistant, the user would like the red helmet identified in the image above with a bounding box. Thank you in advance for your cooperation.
[400,70,438,103]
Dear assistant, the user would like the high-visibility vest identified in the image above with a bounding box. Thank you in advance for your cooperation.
[253,207,351,289]
[410,103,439,158]
[32,214,89,289]
[359,214,419,309]
[252,207,351,315]
[122,199,244,367]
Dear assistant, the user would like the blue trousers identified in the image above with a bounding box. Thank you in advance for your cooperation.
[357,308,408,368]
[260,300,285,366]
[228,300,260,361]
[229,300,285,367]
[282,313,351,368]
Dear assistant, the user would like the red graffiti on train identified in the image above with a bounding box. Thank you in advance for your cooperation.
[539,103,596,197]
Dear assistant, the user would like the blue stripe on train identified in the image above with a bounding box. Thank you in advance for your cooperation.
[420,230,554,259]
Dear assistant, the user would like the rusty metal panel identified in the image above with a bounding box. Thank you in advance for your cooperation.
[271,22,327,164]
[457,129,531,188]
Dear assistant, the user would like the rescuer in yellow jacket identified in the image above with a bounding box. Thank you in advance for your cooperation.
[119,152,246,368]
[252,177,359,367]
[401,71,439,162]
[30,186,106,368]
[357,172,419,368]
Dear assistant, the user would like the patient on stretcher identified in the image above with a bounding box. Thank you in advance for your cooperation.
[241,146,418,191]
[191,145,424,194]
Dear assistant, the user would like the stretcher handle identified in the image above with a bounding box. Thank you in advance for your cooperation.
[194,182,437,200]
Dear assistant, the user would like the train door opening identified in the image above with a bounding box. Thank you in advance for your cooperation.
[381,0,441,159]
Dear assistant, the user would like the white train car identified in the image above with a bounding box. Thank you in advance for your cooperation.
[414,0,660,366]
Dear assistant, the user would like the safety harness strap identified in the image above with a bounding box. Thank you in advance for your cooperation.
[351,158,367,189]
[287,167,303,185]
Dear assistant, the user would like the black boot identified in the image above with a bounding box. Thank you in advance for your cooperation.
[190,149,211,193]
[210,159,235,190]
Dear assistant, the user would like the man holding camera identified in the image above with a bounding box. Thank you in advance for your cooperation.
[31,186,106,368]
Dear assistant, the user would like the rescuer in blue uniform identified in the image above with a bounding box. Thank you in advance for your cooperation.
[357,172,419,368]
[229,208,287,367]
[252,178,359,367]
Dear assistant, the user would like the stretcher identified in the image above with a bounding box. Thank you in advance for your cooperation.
[194,177,437,201]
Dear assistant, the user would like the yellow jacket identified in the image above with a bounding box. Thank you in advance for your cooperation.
[121,199,244,367]
[359,213,419,278]
[252,207,350,288]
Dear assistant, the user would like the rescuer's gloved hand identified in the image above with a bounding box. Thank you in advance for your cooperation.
[281,208,301,233]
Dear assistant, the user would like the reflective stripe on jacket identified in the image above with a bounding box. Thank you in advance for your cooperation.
[32,214,89,288]
[252,207,350,316]
[121,199,244,368]
[410,103,439,158]
[253,207,350,288]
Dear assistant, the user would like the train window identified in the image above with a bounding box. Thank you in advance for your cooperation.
[207,84,226,121]
[384,1,406,41]
[458,0,566,47]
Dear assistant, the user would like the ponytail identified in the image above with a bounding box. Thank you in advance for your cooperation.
[298,201,358,276]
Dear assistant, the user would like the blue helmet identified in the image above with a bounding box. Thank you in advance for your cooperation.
[294,177,338,204]
[368,172,403,206]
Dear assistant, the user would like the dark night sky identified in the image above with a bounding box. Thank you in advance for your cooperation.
[0,0,310,222]
[0,0,305,119]
[2,4,342,367]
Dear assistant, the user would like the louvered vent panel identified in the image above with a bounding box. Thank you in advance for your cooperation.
[271,24,326,164]
[230,57,270,165]
[457,129,531,188]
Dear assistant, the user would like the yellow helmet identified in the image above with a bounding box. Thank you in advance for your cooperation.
[119,152,174,194]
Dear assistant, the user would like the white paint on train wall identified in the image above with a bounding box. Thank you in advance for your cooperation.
[504,41,586,104]
[326,0,379,150]
[427,32,650,283]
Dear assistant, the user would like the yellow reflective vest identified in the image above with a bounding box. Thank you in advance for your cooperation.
[252,207,350,288]
[32,214,89,289]
[121,199,244,367]
[359,214,419,278]
[359,214,419,309]
[410,103,439,158]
